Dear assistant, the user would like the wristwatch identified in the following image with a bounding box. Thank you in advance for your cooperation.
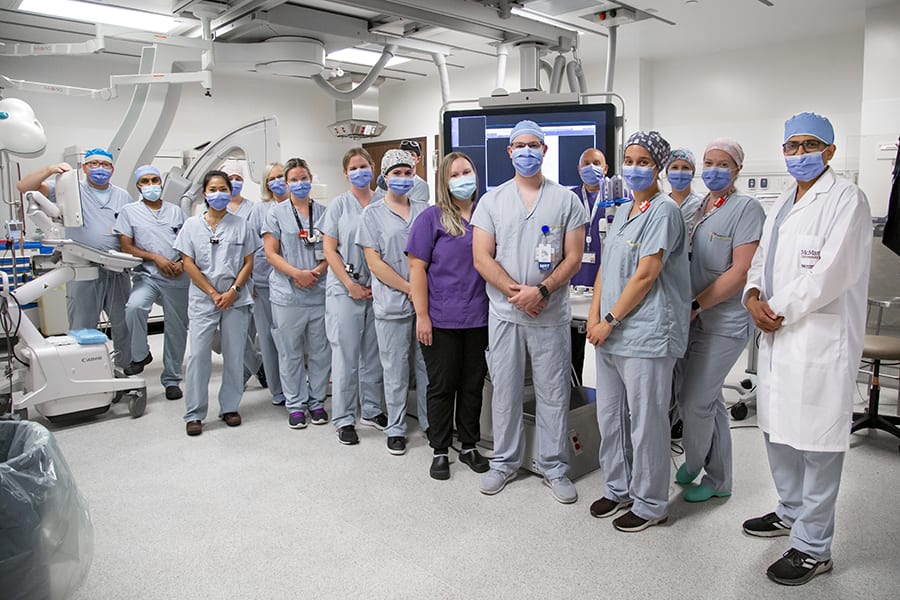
[231,284,241,293]
[692,299,703,313]
[537,283,550,299]
[604,312,621,327]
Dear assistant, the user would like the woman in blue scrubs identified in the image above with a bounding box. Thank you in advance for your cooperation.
[676,138,765,502]
[174,170,257,436]
[586,131,691,532]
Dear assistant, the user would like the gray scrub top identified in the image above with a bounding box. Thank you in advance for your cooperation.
[674,190,704,227]
[409,175,430,203]
[319,191,373,291]
[114,200,189,287]
[173,212,257,316]
[228,197,255,220]
[356,198,428,319]
[689,192,765,338]
[470,178,588,327]
[248,201,277,288]
[599,193,690,358]
[48,179,133,252]
[261,200,327,308]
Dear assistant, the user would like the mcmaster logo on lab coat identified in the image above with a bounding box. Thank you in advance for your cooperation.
[799,248,821,269]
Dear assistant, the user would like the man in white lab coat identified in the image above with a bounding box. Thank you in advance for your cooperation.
[741,112,872,586]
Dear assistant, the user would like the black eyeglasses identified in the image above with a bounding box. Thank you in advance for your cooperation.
[782,140,828,155]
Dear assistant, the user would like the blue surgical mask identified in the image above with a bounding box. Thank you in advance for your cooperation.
[785,152,826,182]
[141,185,162,201]
[206,191,230,210]
[387,176,415,195]
[230,180,243,197]
[449,174,477,200]
[290,180,311,198]
[622,165,656,192]
[512,147,543,177]
[348,167,373,189]
[88,167,112,186]
[580,164,605,186]
[268,177,287,197]
[701,167,733,192]
[667,170,693,192]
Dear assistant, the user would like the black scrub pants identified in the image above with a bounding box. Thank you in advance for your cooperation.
[420,326,489,452]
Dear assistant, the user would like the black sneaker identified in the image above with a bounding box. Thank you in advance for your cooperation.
[360,413,388,430]
[430,454,450,480]
[766,548,833,586]
[458,448,490,473]
[337,425,359,445]
[256,365,268,389]
[387,436,407,455]
[590,497,634,519]
[743,512,792,537]
[124,352,153,376]
[612,510,667,532]
[165,385,183,400]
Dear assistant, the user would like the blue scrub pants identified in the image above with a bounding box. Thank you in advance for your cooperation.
[487,316,571,480]
[67,270,131,368]
[373,315,428,438]
[595,352,675,521]
[184,305,251,422]
[325,292,384,429]
[764,433,845,561]
[124,276,188,387]
[253,285,284,403]
[271,302,330,412]
[677,326,747,492]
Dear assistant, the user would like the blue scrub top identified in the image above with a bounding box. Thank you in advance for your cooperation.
[319,191,373,291]
[114,200,189,287]
[569,185,605,288]
[356,197,428,320]
[599,193,691,359]
[261,200,327,308]
[49,179,133,252]
[675,190,704,227]
[247,200,279,289]
[173,212,257,317]
[471,178,588,327]
[689,192,765,338]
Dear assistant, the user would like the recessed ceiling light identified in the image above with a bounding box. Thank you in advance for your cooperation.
[326,48,409,68]
[19,0,182,33]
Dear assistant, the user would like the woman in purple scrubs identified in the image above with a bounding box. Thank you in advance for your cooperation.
[407,152,491,480]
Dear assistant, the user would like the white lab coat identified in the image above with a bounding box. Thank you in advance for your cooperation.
[743,167,871,452]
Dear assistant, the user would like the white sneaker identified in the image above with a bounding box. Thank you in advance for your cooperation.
[479,469,517,495]
[544,476,578,504]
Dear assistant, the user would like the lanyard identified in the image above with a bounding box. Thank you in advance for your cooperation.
[290,199,314,239]
[638,199,651,213]
[689,192,730,245]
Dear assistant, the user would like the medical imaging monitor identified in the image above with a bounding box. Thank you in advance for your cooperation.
[442,102,617,198]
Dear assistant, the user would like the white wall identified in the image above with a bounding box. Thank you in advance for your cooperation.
[0,53,355,206]
[858,2,900,217]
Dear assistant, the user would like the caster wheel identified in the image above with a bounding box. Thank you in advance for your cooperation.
[127,389,147,418]
[730,402,748,421]
[740,378,754,390]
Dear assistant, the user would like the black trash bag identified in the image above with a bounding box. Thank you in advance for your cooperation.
[0,419,93,600]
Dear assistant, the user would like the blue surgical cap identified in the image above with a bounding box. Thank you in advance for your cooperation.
[509,120,545,144]
[783,112,834,144]
[133,164,161,185]
[84,147,113,162]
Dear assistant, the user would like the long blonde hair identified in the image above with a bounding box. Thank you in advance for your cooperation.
[437,152,478,237]
[260,162,284,202]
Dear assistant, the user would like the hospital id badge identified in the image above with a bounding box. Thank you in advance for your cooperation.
[535,242,553,271]
[315,247,325,261]
[799,247,820,270]
[582,252,596,264]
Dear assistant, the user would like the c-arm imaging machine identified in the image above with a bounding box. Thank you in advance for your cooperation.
[0,98,147,422]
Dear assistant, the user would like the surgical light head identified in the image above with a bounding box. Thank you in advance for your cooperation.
[783,112,834,145]
[0,97,47,158]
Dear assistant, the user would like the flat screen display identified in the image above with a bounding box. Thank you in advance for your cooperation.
[442,102,617,198]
